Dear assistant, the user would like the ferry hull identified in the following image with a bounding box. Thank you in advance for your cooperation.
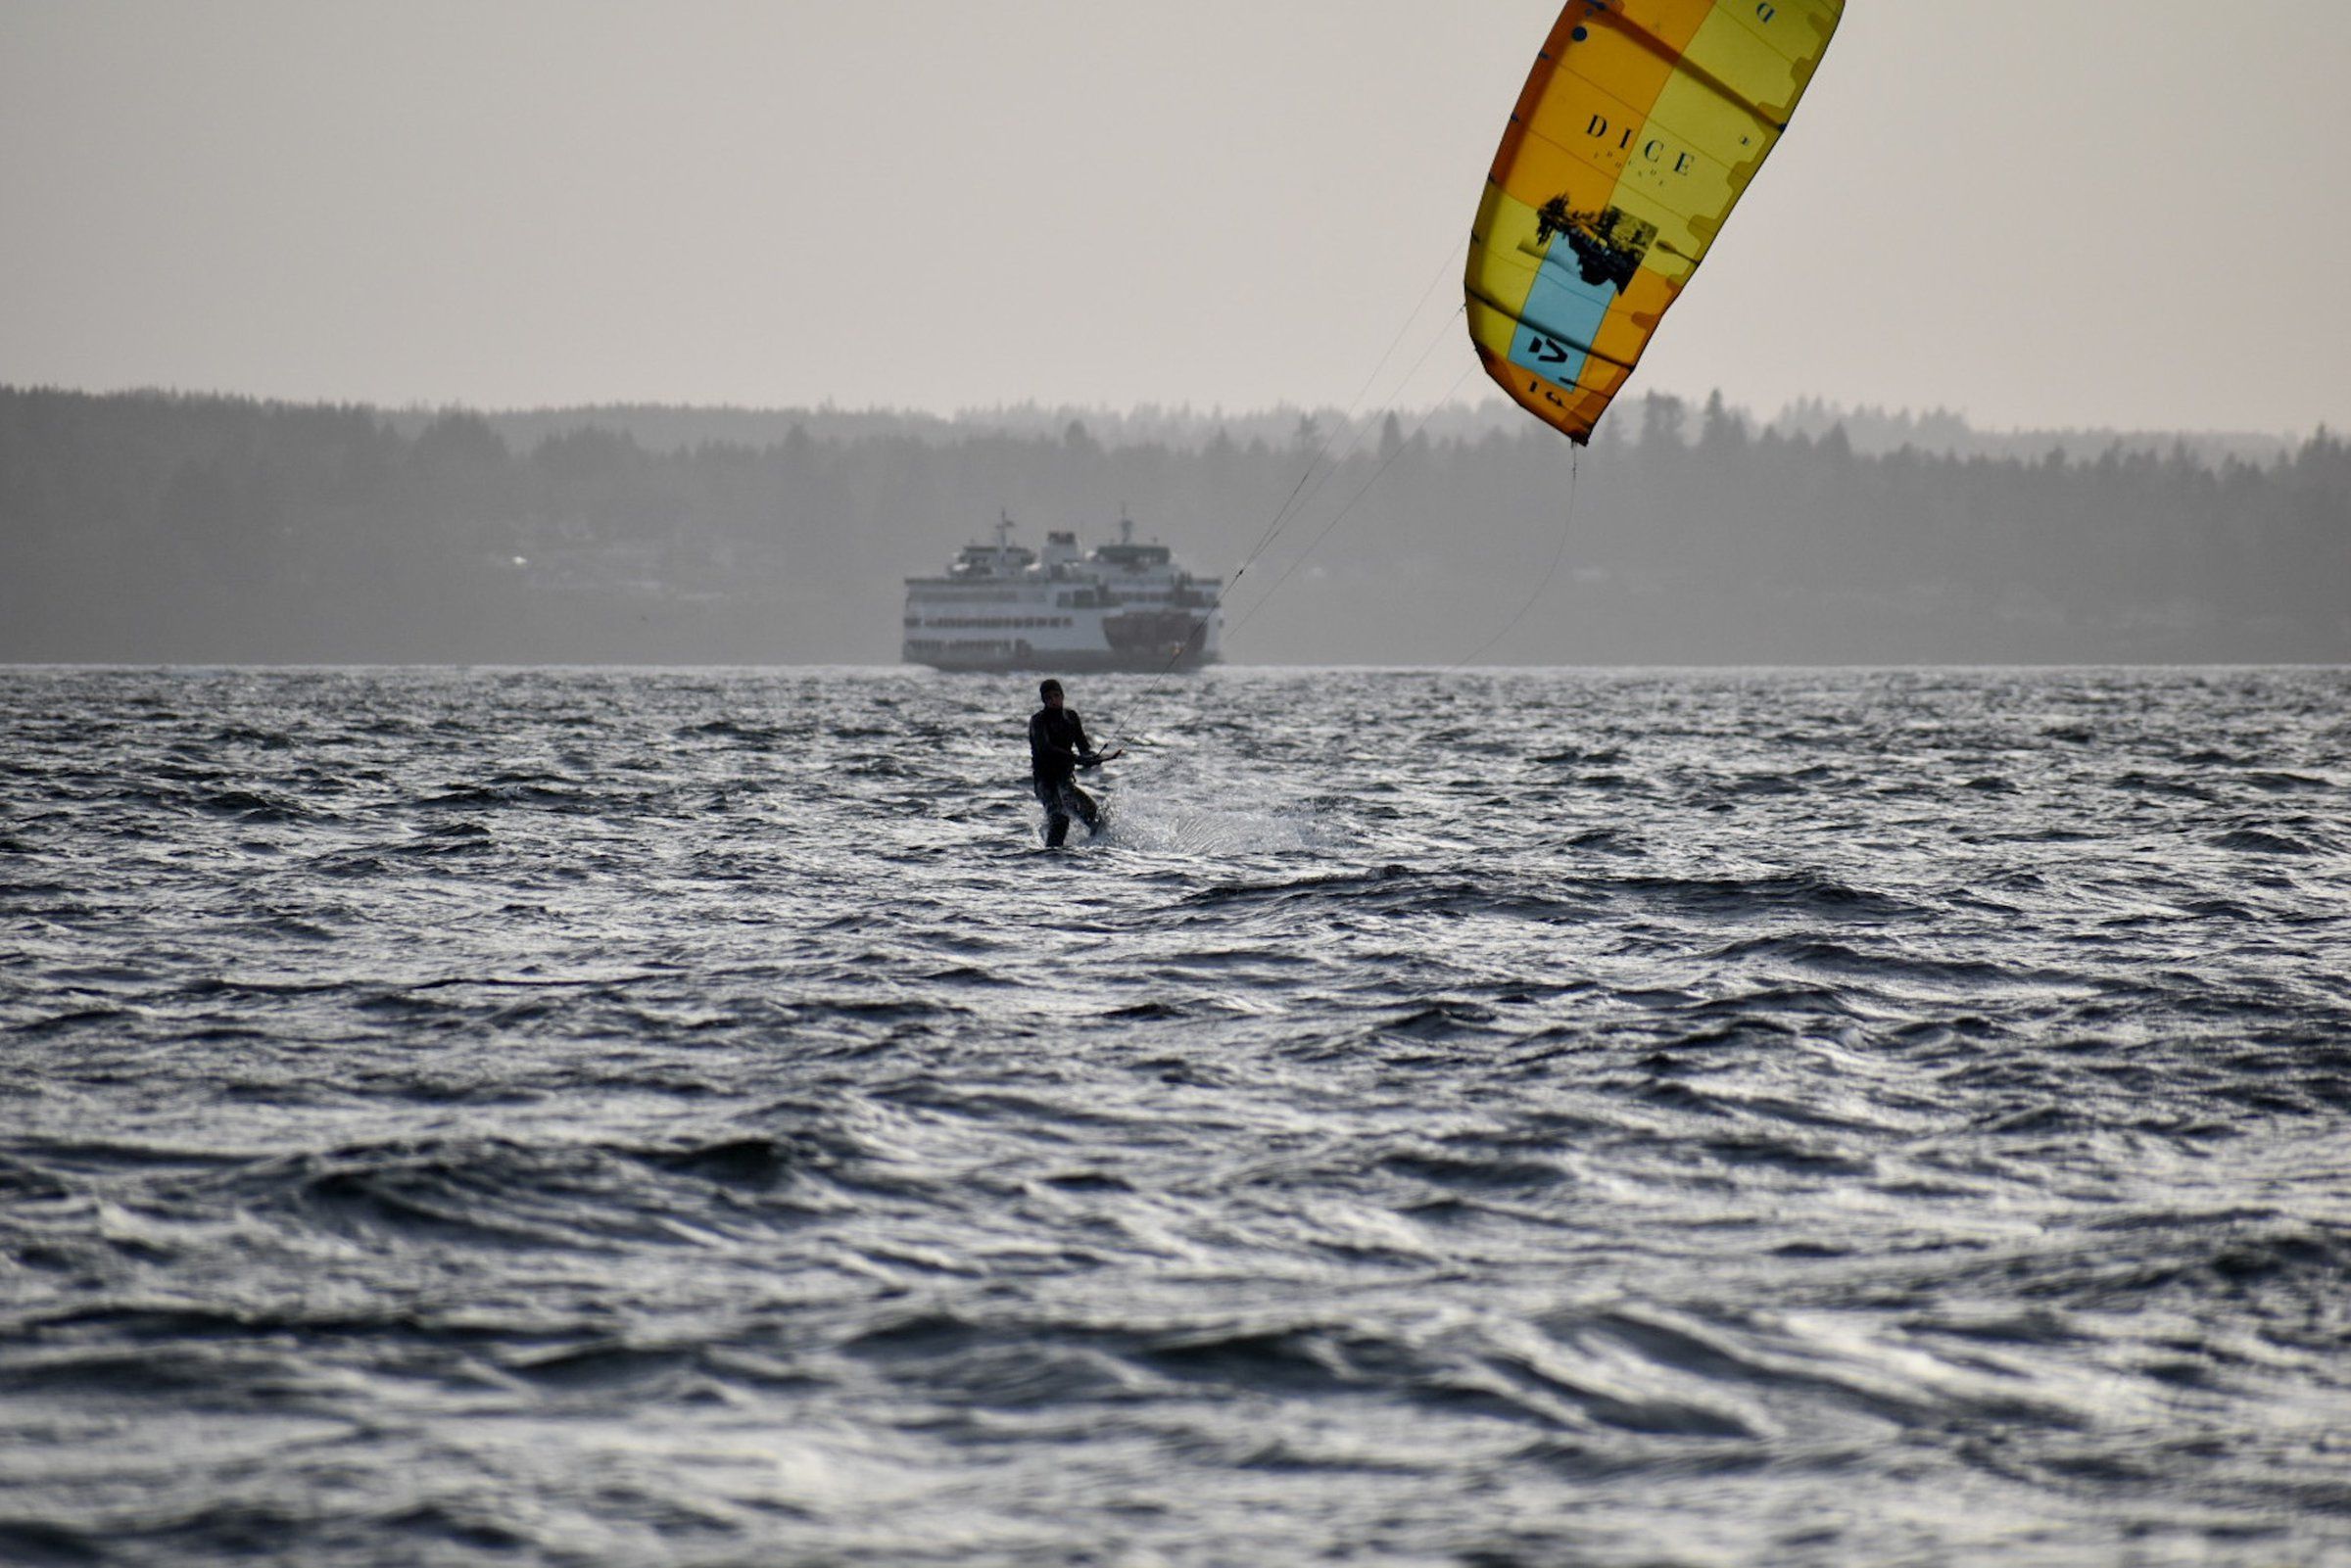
[905,644,1221,675]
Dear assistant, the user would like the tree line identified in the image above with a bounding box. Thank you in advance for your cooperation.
[1,385,2343,664]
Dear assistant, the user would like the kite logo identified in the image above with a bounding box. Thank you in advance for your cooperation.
[1584,115,1697,175]
[1535,198,1656,291]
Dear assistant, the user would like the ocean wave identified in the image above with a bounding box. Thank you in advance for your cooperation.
[0,665,2345,1564]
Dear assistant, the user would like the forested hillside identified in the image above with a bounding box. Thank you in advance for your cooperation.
[3,387,2343,664]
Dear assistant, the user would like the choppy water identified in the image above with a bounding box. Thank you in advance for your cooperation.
[4,665,2350,1567]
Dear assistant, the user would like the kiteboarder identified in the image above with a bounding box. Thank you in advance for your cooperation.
[1029,678,1120,847]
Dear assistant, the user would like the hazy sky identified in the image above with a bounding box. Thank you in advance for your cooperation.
[5,1,2348,433]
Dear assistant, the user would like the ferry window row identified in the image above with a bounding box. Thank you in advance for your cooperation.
[905,616,1075,630]
[916,592,1104,608]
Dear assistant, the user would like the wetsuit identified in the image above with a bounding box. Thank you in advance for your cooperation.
[1029,704,1104,847]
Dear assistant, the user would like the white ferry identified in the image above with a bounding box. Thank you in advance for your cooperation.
[902,513,1224,673]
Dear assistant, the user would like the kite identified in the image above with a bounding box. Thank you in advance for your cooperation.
[1466,0,1844,443]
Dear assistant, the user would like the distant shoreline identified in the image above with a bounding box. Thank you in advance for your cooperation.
[4,387,2344,667]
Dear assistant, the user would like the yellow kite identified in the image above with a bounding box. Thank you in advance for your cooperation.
[1466,0,1843,443]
